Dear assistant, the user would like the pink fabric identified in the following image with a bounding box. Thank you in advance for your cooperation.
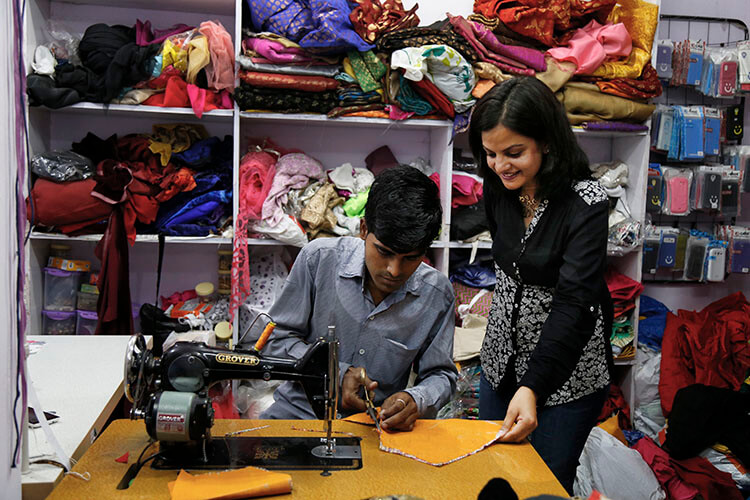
[243,38,315,64]
[632,437,700,500]
[451,173,483,208]
[471,21,547,72]
[161,290,198,310]
[198,21,235,92]
[135,20,193,46]
[262,153,327,225]
[546,20,632,75]
[386,104,415,120]
[231,150,278,321]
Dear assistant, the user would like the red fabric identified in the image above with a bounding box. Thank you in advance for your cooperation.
[95,205,134,335]
[115,452,129,464]
[659,292,750,416]
[632,437,702,500]
[239,151,277,220]
[409,76,455,118]
[472,0,616,47]
[349,0,420,44]
[161,289,198,310]
[670,455,744,500]
[142,76,231,117]
[28,178,112,229]
[210,385,240,419]
[605,266,644,302]
[596,384,631,430]
[589,63,663,99]
[137,65,183,89]
[238,70,340,92]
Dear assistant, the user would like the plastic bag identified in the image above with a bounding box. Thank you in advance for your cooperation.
[437,360,481,419]
[31,150,94,182]
[574,427,666,500]
[46,20,82,66]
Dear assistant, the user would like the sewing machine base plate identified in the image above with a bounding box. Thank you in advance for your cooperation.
[151,436,363,471]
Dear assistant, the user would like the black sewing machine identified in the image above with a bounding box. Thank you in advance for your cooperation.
[123,325,361,472]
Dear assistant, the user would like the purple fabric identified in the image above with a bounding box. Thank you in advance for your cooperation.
[448,14,530,71]
[136,20,193,46]
[262,153,326,225]
[471,21,547,72]
[582,121,649,132]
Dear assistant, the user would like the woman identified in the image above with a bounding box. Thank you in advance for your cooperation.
[469,77,613,493]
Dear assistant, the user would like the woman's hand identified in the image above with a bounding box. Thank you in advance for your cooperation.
[497,386,538,442]
[379,392,419,432]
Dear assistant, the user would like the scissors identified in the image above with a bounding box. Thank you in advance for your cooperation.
[360,368,381,432]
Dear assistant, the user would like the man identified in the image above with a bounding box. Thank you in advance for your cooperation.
[256,165,458,431]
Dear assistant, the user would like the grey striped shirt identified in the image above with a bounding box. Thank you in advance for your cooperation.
[257,236,458,419]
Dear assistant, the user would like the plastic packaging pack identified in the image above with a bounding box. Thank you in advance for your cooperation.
[691,166,723,212]
[683,231,710,281]
[646,164,663,213]
[31,150,94,182]
[720,169,741,217]
[661,167,693,215]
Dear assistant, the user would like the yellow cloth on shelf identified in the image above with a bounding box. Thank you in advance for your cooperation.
[186,35,210,84]
[167,466,292,500]
[162,38,189,73]
[379,419,504,466]
[556,84,655,124]
[591,0,660,79]
[535,56,577,92]
[598,414,627,445]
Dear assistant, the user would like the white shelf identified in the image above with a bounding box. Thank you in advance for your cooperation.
[55,0,235,15]
[33,102,234,121]
[30,232,232,245]
[572,127,649,138]
[240,111,452,129]
[447,241,493,249]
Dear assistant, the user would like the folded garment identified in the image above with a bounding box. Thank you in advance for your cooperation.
[243,37,316,64]
[547,20,632,75]
[587,62,662,100]
[237,55,340,77]
[581,121,649,132]
[327,103,385,118]
[473,62,513,84]
[376,23,479,64]
[239,70,339,92]
[534,56,578,92]
[556,84,655,124]
[347,50,386,92]
[470,21,547,71]
[409,76,455,118]
[235,84,337,113]
[467,13,547,50]
[394,74,433,115]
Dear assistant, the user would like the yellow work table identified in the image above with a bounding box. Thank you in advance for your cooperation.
[48,419,567,499]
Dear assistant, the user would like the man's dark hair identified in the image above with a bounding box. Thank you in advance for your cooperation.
[468,77,591,202]
[364,165,442,254]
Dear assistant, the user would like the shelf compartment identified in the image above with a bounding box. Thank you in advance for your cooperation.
[52,0,235,15]
[31,102,234,122]
[30,232,232,245]
[240,111,452,130]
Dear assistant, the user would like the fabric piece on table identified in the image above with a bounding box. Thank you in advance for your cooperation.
[349,0,420,44]
[659,292,750,416]
[591,0,659,79]
[546,20,631,75]
[198,21,235,92]
[556,84,655,124]
[472,0,616,48]
[379,419,503,466]
[344,410,381,426]
[238,70,339,92]
[167,466,292,500]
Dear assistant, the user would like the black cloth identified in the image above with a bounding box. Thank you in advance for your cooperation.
[235,84,337,114]
[451,198,489,241]
[664,384,750,466]
[376,21,479,63]
[72,132,119,165]
[484,178,613,402]
[26,73,82,109]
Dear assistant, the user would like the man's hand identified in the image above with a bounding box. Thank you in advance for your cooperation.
[497,386,538,442]
[341,366,378,412]
[379,391,419,432]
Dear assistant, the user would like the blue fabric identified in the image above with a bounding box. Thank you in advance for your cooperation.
[450,263,496,288]
[171,135,232,169]
[623,429,646,447]
[156,189,231,234]
[480,373,606,494]
[246,0,374,54]
[638,295,670,351]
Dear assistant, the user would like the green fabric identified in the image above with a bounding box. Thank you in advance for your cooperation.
[343,188,369,217]
[347,50,385,93]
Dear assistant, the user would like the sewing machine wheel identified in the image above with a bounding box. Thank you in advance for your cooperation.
[124,334,151,403]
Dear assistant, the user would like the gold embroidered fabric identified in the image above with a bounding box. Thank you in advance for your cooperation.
[591,0,659,79]
[186,35,210,84]
[473,62,513,84]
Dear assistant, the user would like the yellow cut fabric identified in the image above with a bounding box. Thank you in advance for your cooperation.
[379,419,504,466]
[167,466,292,500]
[344,410,381,426]
[162,38,189,74]
[342,57,357,81]
[186,35,210,84]
[597,414,627,445]
[591,0,659,79]
[535,56,576,92]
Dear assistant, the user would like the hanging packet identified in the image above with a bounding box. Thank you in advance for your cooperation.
[686,40,705,86]
[679,106,705,161]
[662,167,693,215]
[705,240,728,282]
[703,107,721,156]
[720,169,741,217]
[646,164,663,213]
[656,40,673,80]
[657,227,679,269]
[683,231,710,281]
[737,40,750,92]
[692,166,723,212]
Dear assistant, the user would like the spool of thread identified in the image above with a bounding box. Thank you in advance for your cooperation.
[253,321,276,352]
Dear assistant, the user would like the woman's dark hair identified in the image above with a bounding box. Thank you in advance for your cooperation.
[364,165,442,254]
[468,77,591,201]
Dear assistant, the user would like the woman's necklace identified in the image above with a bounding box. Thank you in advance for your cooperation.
[518,193,539,218]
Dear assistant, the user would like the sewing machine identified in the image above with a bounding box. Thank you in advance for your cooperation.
[123,325,361,472]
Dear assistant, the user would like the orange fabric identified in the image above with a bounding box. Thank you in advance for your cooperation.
[379,419,504,466]
[344,410,381,426]
[597,414,627,445]
[472,79,496,99]
[167,466,292,500]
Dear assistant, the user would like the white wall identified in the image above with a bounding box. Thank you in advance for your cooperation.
[1,0,22,495]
